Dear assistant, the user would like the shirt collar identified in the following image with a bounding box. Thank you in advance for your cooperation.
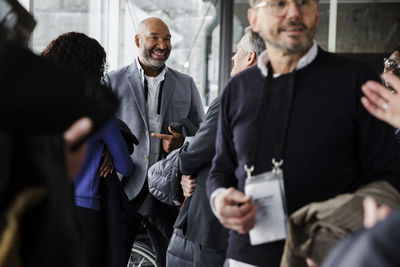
[257,40,318,77]
[136,57,168,82]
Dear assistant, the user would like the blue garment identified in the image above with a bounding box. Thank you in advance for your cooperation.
[74,117,133,210]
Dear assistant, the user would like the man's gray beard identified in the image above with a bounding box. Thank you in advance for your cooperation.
[148,61,165,70]
[142,56,166,71]
[265,36,312,54]
[263,27,316,54]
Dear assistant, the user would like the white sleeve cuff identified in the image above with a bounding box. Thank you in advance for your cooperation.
[210,187,228,218]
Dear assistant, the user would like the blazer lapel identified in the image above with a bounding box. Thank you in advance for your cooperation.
[160,71,175,128]
[126,63,149,130]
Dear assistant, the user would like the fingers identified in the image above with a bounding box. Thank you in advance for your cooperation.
[168,126,182,137]
[363,197,391,228]
[362,82,390,113]
[163,135,181,153]
[214,188,256,234]
[224,187,252,205]
[151,130,182,153]
[361,96,385,121]
[99,163,114,177]
[151,132,169,140]
[382,72,400,90]
[362,78,400,128]
[363,196,379,228]
[377,204,391,222]
[219,198,254,218]
[220,204,257,234]
[99,149,114,177]
[99,150,110,172]
[181,175,196,197]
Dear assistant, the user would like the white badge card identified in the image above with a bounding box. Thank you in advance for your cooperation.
[244,170,288,245]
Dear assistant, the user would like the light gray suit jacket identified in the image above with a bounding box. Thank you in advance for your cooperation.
[104,62,205,200]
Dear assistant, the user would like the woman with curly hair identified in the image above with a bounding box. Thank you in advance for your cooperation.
[42,32,133,267]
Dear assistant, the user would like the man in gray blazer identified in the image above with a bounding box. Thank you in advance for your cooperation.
[105,17,205,202]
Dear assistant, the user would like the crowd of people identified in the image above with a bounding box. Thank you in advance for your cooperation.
[1,0,400,267]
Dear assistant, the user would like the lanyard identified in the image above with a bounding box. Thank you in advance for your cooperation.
[144,78,165,115]
[245,63,296,177]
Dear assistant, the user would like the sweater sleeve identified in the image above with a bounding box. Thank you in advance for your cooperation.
[206,85,239,198]
[102,117,133,176]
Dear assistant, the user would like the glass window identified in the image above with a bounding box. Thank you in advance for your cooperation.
[30,0,109,54]
[315,1,329,51]
[336,1,400,53]
[118,0,220,106]
[25,0,220,106]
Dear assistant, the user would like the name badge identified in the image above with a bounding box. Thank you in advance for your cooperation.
[244,166,288,245]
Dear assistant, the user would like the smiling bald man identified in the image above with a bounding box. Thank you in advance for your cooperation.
[104,17,204,266]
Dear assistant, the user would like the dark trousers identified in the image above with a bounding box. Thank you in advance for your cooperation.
[75,206,104,267]
[100,174,148,267]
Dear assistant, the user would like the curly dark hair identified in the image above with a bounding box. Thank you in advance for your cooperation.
[41,32,107,80]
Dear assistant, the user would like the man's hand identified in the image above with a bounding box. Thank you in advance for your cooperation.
[214,187,257,234]
[361,73,400,129]
[181,175,196,197]
[151,126,182,153]
[99,148,114,178]
[363,196,391,228]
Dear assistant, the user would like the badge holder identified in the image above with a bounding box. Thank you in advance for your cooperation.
[244,159,288,245]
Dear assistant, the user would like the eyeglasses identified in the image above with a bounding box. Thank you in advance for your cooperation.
[384,58,400,72]
[253,0,317,17]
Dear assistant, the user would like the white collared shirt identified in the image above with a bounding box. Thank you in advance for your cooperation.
[256,40,318,77]
[136,57,168,166]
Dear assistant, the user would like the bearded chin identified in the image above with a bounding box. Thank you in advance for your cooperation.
[264,26,316,54]
[276,39,312,54]
[148,60,165,70]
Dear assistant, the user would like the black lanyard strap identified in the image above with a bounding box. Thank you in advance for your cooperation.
[157,80,164,115]
[245,63,296,174]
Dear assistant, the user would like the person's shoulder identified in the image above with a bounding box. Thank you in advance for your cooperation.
[223,65,264,94]
[231,65,263,85]
[106,63,135,80]
[317,47,377,77]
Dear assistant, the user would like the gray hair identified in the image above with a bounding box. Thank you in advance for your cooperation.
[244,26,266,57]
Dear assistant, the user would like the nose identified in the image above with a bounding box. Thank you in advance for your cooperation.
[157,39,168,50]
[286,0,301,19]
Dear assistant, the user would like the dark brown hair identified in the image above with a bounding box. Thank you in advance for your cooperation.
[42,32,106,81]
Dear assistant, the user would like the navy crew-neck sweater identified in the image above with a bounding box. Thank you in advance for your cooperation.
[207,48,400,267]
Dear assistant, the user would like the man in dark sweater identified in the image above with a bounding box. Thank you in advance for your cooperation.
[206,1,400,267]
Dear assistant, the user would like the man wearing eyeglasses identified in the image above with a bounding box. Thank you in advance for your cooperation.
[207,1,400,266]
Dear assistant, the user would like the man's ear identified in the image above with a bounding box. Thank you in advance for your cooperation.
[247,8,258,32]
[135,34,140,48]
[247,51,257,66]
